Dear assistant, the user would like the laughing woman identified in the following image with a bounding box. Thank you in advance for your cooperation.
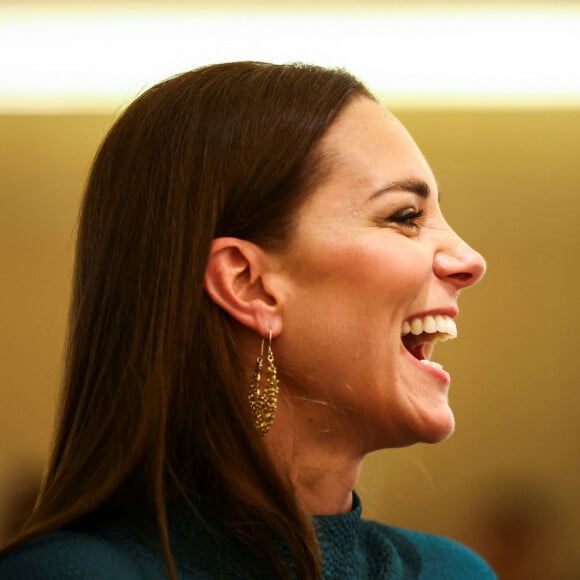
[0,62,495,579]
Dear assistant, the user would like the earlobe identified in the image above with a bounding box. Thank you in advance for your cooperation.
[204,237,282,336]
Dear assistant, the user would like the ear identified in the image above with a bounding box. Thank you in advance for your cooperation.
[204,237,282,337]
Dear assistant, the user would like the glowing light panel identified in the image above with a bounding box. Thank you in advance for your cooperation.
[1,6,579,112]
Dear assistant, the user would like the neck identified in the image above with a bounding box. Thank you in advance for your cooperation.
[264,394,365,516]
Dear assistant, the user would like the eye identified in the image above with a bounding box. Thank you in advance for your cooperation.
[387,208,424,229]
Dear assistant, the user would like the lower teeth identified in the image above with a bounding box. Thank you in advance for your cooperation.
[420,359,444,370]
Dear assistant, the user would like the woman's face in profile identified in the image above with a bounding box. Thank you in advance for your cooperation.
[271,97,486,450]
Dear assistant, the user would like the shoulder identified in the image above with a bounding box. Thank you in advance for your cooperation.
[0,529,152,580]
[359,519,497,579]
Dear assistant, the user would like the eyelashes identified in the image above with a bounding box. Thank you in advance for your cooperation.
[386,208,425,229]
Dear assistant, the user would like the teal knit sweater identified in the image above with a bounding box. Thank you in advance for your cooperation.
[0,494,496,579]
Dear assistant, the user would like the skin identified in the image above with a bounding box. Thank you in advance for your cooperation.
[206,96,486,516]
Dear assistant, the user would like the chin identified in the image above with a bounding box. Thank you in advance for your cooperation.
[394,405,456,447]
[367,409,456,450]
[418,410,456,444]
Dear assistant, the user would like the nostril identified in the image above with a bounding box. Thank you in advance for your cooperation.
[448,272,472,282]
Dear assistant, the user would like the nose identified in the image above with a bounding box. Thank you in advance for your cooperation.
[433,231,486,290]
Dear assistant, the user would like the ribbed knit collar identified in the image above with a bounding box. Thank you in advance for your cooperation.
[312,491,362,545]
[312,492,364,579]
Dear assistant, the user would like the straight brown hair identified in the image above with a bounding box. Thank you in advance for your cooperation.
[2,61,373,578]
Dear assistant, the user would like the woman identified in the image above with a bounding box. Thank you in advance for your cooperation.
[0,62,494,579]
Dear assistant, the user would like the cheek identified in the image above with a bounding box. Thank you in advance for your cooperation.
[276,238,438,435]
[280,237,432,361]
[314,238,431,307]
[284,235,432,324]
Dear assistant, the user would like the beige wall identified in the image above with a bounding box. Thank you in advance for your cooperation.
[1,110,579,576]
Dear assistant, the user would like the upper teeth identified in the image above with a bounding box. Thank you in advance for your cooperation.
[401,315,457,341]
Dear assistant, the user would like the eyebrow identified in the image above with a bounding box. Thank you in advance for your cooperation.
[368,178,438,202]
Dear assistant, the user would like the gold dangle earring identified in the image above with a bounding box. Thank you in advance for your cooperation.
[248,330,279,435]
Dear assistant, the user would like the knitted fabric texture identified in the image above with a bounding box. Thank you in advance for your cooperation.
[0,494,496,579]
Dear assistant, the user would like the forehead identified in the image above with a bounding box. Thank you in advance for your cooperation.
[312,97,435,199]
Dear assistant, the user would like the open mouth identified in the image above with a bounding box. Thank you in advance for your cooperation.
[401,314,457,371]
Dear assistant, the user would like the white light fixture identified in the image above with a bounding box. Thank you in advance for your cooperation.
[1,5,580,112]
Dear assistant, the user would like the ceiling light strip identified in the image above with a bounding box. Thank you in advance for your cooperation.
[1,8,579,112]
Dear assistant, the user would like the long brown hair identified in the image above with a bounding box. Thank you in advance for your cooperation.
[3,62,372,578]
